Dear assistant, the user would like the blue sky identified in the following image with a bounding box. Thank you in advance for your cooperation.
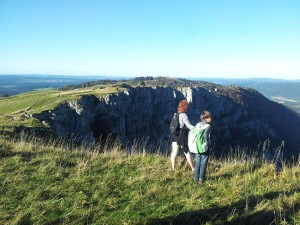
[0,0,300,79]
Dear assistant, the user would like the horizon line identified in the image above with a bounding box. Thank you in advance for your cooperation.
[0,73,300,81]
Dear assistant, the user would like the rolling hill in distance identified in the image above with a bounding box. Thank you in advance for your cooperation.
[0,74,126,96]
[1,74,300,113]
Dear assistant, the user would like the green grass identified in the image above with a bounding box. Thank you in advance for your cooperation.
[0,85,125,132]
[0,85,124,116]
[0,90,57,115]
[0,135,299,225]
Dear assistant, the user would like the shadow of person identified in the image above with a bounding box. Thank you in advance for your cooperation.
[146,188,300,225]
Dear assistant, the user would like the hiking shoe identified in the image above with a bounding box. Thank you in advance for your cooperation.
[199,179,206,184]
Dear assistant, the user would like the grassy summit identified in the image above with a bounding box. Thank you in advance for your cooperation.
[0,135,299,224]
[59,76,218,91]
[0,85,125,132]
[0,85,125,116]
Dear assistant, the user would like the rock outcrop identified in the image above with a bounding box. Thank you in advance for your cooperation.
[33,85,300,158]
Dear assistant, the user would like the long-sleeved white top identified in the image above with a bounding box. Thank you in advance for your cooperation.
[179,113,195,130]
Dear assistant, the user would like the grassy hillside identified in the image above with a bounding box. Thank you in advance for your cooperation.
[0,85,124,132]
[0,135,299,225]
[0,86,124,116]
[0,75,116,97]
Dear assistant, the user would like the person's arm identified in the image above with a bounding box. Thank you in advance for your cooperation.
[180,113,195,130]
[203,125,211,144]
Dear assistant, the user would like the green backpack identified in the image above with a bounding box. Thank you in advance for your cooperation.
[188,124,210,154]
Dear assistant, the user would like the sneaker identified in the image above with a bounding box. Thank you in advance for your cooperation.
[199,179,206,184]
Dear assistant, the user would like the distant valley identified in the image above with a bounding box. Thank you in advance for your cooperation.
[0,74,125,96]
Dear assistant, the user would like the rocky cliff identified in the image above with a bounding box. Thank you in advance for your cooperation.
[33,85,300,158]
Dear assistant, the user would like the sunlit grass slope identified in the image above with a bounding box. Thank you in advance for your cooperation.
[0,85,123,115]
[0,85,124,131]
[0,135,299,225]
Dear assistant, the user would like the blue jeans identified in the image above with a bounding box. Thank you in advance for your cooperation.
[194,153,209,182]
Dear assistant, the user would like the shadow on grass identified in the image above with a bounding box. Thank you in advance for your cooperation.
[55,159,77,168]
[0,144,36,162]
[19,151,36,162]
[0,144,14,158]
[209,163,262,181]
[147,189,300,225]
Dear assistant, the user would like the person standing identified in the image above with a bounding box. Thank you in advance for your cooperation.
[170,100,195,171]
[194,111,212,183]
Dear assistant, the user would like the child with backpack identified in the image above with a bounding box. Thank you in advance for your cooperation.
[190,111,212,183]
[170,100,195,171]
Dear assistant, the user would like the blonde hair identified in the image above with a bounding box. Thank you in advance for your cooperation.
[200,111,212,120]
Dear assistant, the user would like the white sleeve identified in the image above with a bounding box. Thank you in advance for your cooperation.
[180,113,195,130]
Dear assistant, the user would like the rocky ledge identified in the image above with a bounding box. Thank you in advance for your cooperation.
[33,85,300,158]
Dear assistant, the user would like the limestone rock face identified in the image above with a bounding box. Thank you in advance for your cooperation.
[33,86,300,157]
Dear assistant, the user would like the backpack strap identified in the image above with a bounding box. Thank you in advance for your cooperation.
[197,123,210,130]
[201,124,210,130]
